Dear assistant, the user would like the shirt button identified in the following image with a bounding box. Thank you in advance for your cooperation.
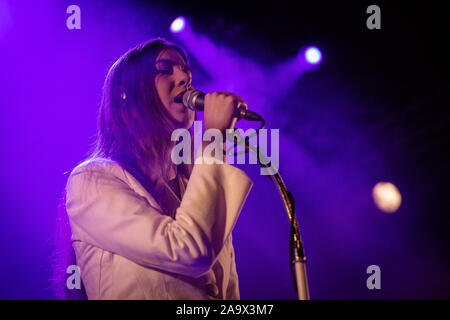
[206,283,219,297]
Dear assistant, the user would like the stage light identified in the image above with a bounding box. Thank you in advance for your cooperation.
[170,16,186,33]
[372,182,402,213]
[304,46,322,65]
[297,45,322,70]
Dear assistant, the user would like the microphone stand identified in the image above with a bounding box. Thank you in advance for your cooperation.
[226,128,310,300]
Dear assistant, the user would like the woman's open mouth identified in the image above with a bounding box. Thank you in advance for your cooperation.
[173,91,186,103]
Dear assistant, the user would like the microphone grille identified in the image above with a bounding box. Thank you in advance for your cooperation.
[183,90,200,110]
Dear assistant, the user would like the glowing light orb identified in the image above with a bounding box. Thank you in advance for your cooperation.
[304,46,322,64]
[372,182,402,213]
[170,16,186,33]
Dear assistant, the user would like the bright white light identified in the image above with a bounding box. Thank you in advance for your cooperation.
[372,182,402,213]
[304,47,322,64]
[170,16,186,33]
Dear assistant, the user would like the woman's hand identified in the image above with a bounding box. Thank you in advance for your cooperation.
[203,92,248,135]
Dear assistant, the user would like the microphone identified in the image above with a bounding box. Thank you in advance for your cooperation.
[176,90,263,122]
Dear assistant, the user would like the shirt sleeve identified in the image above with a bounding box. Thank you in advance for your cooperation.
[66,159,252,278]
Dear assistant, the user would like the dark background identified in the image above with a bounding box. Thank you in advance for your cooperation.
[0,0,448,299]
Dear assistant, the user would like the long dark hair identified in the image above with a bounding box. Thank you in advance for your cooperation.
[92,38,192,181]
[50,38,194,299]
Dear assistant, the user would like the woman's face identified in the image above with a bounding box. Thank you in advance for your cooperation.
[154,48,195,129]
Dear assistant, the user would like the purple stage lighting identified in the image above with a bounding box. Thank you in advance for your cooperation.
[304,46,322,65]
[297,45,322,70]
[170,16,186,33]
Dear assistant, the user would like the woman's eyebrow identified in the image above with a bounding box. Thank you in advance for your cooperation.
[155,59,174,64]
[155,59,187,66]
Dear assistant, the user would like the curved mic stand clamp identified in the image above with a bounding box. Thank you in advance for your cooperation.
[226,124,310,300]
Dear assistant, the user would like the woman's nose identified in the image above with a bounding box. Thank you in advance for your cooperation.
[174,66,190,87]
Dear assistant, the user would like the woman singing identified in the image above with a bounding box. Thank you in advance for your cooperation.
[53,39,253,299]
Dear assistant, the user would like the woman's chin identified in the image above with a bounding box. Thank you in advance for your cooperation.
[169,109,195,129]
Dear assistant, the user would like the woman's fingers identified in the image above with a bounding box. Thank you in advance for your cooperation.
[204,92,247,133]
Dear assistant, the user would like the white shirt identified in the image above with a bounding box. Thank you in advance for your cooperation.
[65,157,253,299]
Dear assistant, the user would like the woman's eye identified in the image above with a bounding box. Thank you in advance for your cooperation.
[155,64,191,75]
[156,69,173,75]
